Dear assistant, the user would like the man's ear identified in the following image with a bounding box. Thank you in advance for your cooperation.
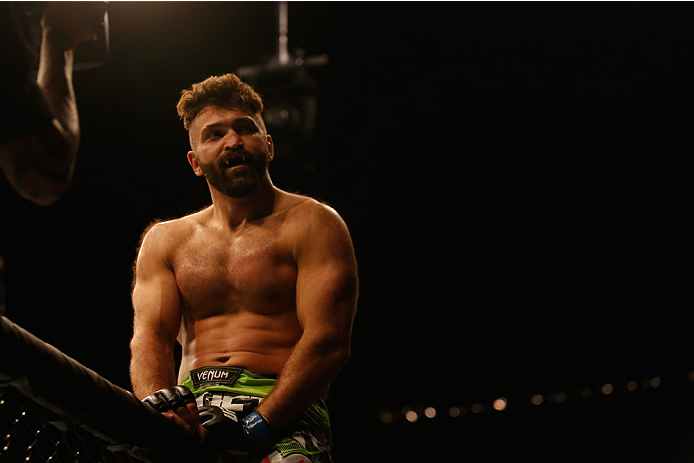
[187,151,204,176]
[267,135,274,161]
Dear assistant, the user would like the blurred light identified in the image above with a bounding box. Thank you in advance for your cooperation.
[380,371,677,427]
[424,407,437,419]
[688,371,694,382]
[492,397,507,411]
[405,410,419,423]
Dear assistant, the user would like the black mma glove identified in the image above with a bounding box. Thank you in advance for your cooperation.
[198,405,273,454]
[142,385,196,412]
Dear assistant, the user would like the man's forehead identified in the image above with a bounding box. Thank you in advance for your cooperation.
[193,106,261,132]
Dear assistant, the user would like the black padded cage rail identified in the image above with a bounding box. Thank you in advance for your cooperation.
[0,316,216,463]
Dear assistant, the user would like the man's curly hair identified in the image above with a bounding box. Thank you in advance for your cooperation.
[176,73,264,130]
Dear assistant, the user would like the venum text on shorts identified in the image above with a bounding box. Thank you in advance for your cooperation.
[190,366,243,388]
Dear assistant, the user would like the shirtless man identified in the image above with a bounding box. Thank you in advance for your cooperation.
[129,73,358,463]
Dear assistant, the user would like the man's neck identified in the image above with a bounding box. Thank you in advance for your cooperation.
[208,178,278,229]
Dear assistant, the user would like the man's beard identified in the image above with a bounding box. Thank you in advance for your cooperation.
[198,153,269,198]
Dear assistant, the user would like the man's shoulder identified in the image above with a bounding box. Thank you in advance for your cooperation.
[278,191,344,226]
[138,206,212,251]
[276,191,349,242]
[276,191,355,266]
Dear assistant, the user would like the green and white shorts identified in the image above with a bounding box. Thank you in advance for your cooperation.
[181,367,333,463]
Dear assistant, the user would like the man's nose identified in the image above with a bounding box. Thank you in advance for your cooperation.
[223,130,243,150]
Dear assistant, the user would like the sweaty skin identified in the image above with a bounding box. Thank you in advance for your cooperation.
[130,106,358,445]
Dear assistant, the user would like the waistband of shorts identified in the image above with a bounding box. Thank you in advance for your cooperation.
[181,366,278,398]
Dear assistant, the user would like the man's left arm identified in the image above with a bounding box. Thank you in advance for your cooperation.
[256,203,359,433]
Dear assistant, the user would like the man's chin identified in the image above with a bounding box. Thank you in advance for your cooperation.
[218,180,261,199]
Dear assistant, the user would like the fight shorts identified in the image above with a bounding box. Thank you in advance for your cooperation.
[181,367,333,463]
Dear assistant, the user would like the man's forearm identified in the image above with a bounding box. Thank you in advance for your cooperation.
[256,337,350,432]
[130,337,178,399]
[37,34,79,160]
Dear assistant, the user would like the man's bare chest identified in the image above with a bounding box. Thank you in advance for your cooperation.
[171,227,297,309]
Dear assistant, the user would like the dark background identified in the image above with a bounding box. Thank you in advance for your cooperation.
[1,2,691,461]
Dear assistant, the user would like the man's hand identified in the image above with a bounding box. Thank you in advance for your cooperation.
[41,2,107,51]
[198,406,273,455]
[142,385,207,441]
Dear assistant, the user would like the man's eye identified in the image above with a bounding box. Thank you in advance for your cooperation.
[234,123,257,134]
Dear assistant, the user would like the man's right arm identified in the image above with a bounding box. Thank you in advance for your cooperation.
[130,222,204,439]
[130,223,181,397]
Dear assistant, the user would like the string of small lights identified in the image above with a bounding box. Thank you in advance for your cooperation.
[375,371,694,425]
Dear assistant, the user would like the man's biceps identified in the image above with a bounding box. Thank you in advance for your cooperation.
[135,248,171,279]
[132,279,166,305]
[297,285,356,325]
[298,269,356,301]
[134,259,179,296]
[133,286,181,326]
